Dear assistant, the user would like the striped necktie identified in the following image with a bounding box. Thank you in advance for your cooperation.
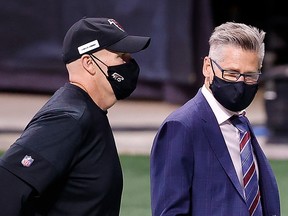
[230,115,263,216]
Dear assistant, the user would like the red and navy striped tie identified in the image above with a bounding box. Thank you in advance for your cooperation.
[231,115,263,216]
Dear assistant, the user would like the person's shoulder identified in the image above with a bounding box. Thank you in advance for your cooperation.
[163,98,200,125]
[34,85,91,122]
[172,91,204,115]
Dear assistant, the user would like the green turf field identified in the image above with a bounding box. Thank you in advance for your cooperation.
[269,160,288,216]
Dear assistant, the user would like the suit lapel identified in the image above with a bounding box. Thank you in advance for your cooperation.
[195,91,245,200]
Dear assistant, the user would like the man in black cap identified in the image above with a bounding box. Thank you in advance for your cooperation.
[0,17,150,215]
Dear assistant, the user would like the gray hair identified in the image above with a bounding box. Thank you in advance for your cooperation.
[208,22,266,65]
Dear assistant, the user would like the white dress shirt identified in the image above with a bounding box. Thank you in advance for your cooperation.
[201,85,259,188]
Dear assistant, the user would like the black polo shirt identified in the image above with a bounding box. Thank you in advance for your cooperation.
[0,83,123,215]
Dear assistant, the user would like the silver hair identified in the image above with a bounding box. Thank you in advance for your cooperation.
[208,22,266,66]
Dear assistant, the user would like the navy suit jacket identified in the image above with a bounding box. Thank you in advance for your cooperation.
[150,89,280,216]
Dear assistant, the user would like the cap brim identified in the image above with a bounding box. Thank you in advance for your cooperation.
[107,35,151,53]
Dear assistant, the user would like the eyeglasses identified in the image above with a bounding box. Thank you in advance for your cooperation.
[210,58,261,84]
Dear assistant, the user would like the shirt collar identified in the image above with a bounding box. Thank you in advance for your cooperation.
[201,84,243,125]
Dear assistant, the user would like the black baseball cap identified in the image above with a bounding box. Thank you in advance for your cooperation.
[62,17,151,64]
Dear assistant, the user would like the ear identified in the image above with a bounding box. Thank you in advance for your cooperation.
[202,56,212,77]
[202,56,215,87]
[81,54,96,75]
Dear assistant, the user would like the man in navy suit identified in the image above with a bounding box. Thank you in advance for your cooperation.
[150,22,280,215]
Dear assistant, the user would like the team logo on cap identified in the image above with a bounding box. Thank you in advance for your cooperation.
[108,19,125,32]
[21,155,34,167]
[111,73,124,82]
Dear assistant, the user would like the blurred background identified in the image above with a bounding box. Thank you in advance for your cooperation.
[0,1,288,215]
[1,0,288,142]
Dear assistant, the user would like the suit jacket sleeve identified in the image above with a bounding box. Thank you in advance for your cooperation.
[150,120,193,216]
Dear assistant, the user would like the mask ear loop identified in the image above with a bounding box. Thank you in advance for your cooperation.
[89,54,109,78]
[208,58,217,85]
[209,58,216,76]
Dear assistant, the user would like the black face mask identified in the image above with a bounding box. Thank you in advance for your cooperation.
[209,76,258,112]
[90,55,140,100]
[106,59,140,100]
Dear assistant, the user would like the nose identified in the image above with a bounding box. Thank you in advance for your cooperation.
[238,74,245,82]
